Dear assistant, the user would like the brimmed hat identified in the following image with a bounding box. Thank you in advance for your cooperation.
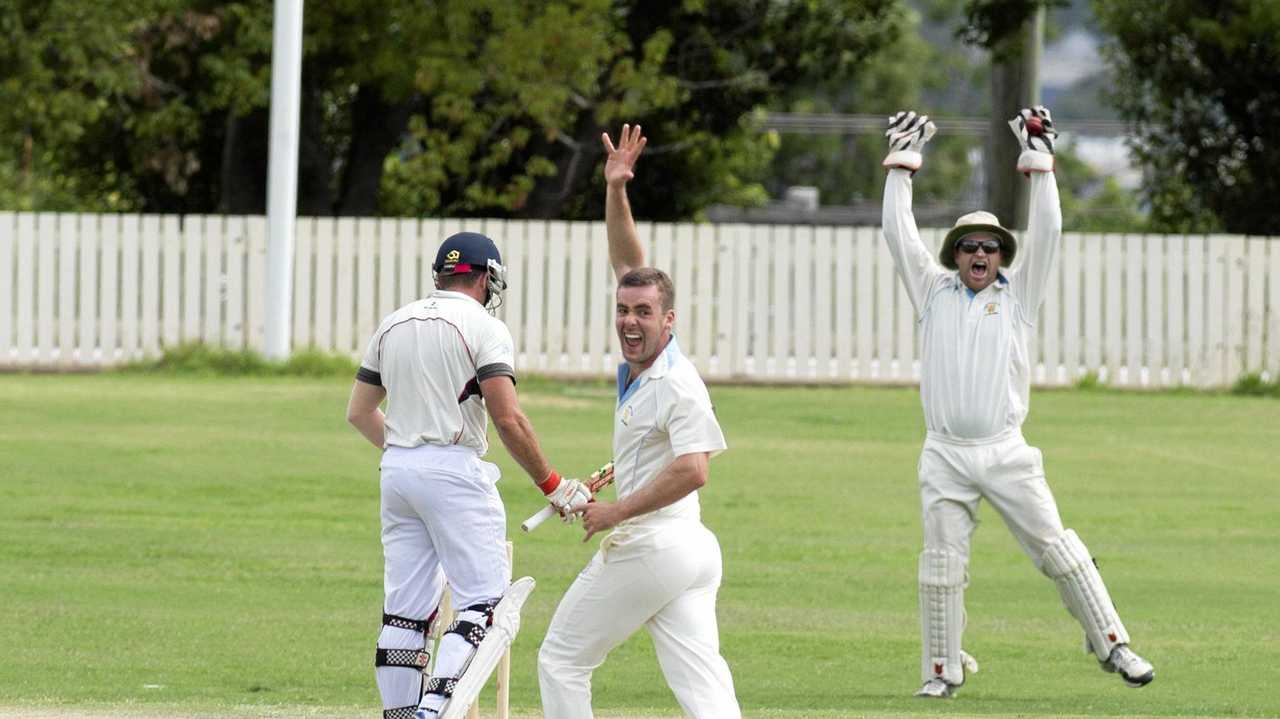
[939,211,1017,269]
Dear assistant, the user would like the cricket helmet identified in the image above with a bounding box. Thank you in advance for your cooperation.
[433,232,508,310]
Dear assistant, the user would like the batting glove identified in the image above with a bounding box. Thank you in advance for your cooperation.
[1008,105,1057,173]
[883,110,937,172]
[540,472,591,524]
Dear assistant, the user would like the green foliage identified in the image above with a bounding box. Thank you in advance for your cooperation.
[1074,370,1102,390]
[121,343,356,377]
[1232,372,1280,398]
[765,3,982,208]
[1,0,903,221]
[282,349,362,378]
[1094,0,1280,234]
[556,0,906,221]
[957,0,1067,51]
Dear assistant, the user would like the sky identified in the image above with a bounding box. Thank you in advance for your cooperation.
[1042,28,1105,90]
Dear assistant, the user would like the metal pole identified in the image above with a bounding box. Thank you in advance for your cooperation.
[264,0,304,360]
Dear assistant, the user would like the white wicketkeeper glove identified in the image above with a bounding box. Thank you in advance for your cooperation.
[883,110,937,172]
[542,473,591,524]
[1008,105,1058,173]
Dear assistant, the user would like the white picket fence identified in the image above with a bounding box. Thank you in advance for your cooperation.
[1,211,1278,387]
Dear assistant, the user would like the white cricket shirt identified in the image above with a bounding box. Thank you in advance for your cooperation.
[611,338,726,540]
[357,290,516,453]
[881,164,1061,440]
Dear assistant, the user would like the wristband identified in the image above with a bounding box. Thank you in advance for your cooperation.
[538,470,561,495]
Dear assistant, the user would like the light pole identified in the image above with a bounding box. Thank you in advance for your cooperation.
[264,0,304,360]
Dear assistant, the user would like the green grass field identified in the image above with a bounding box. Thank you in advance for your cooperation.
[1,374,1277,718]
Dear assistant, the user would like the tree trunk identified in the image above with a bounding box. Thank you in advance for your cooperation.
[296,75,335,216]
[521,121,601,219]
[337,85,415,216]
[986,6,1043,231]
[219,109,269,214]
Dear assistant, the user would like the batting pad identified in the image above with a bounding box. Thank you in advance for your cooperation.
[918,548,968,685]
[437,576,535,719]
[1040,529,1129,660]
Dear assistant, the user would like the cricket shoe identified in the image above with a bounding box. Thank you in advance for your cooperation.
[914,678,958,698]
[914,651,978,698]
[1100,644,1154,688]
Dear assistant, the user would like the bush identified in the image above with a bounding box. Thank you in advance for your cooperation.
[1231,373,1280,398]
[1075,371,1103,391]
[122,344,357,378]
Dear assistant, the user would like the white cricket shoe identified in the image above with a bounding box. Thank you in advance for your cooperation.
[913,650,977,698]
[1101,644,1155,688]
[914,678,957,698]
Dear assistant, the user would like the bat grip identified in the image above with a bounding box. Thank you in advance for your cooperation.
[520,504,555,533]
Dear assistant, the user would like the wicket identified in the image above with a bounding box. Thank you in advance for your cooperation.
[427,541,515,719]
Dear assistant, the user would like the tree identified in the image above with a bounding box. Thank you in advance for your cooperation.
[0,0,166,211]
[486,0,907,221]
[764,1,986,210]
[2,0,904,220]
[1094,0,1280,233]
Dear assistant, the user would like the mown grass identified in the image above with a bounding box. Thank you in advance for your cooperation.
[0,372,1277,718]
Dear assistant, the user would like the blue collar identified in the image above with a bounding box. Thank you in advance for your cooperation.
[617,336,681,405]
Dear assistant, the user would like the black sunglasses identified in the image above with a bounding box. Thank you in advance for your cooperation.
[957,238,1002,254]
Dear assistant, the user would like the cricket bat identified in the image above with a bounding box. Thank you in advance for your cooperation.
[520,462,614,533]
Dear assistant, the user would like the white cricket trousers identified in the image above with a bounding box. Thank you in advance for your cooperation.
[538,521,741,719]
[380,444,510,615]
[918,428,1065,571]
[375,445,511,713]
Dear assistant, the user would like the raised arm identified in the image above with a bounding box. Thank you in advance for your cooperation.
[1007,106,1063,314]
[881,111,947,314]
[602,124,647,280]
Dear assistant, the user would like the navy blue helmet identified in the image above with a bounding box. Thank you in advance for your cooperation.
[433,232,508,310]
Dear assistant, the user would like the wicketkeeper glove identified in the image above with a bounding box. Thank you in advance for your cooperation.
[539,471,591,524]
[1008,105,1058,173]
[883,110,937,172]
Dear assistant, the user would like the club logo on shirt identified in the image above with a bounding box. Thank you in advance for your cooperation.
[620,404,634,426]
[985,302,999,315]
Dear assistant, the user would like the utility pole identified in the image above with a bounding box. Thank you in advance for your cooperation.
[986,6,1044,230]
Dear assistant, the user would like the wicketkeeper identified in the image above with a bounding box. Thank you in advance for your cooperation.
[880,108,1156,698]
[346,232,592,719]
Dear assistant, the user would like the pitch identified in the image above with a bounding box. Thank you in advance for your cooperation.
[0,374,1276,718]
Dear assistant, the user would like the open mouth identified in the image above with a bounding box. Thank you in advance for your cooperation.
[622,331,643,350]
[970,259,989,280]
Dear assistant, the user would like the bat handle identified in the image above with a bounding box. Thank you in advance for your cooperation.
[520,504,555,533]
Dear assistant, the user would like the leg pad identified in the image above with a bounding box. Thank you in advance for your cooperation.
[918,548,968,685]
[1040,529,1129,660]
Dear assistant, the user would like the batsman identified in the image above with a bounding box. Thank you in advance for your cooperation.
[880,107,1156,698]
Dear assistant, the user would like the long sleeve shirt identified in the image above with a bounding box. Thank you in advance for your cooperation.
[881,164,1062,440]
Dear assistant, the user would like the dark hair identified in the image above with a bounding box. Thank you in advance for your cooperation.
[619,267,675,312]
[437,269,486,292]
